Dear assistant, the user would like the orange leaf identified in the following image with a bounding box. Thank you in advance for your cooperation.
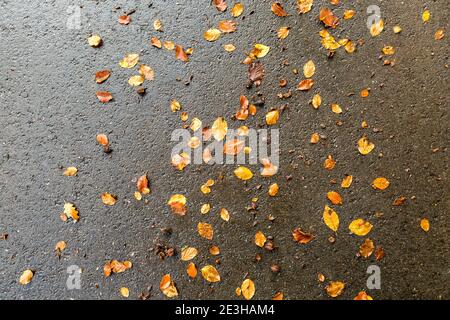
[271,2,288,17]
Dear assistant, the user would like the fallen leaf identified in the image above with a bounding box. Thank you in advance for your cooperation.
[327,191,342,205]
[164,41,175,50]
[96,134,109,146]
[139,65,155,80]
[63,202,79,222]
[172,152,190,170]
[393,25,402,34]
[88,34,102,47]
[277,27,290,39]
[101,193,117,206]
[341,175,353,188]
[268,183,279,196]
[359,238,375,258]
[255,231,267,247]
[64,167,77,177]
[120,287,129,298]
[96,91,113,103]
[55,240,67,252]
[200,203,211,214]
[349,219,373,236]
[298,79,314,91]
[187,262,197,278]
[231,3,244,17]
[151,37,162,48]
[261,158,278,177]
[370,19,384,37]
[119,53,139,68]
[326,281,345,297]
[354,291,373,300]
[168,194,187,215]
[343,10,355,20]
[422,10,430,23]
[220,208,230,221]
[224,43,236,52]
[198,222,214,240]
[303,60,316,78]
[266,110,279,125]
[331,103,342,114]
[181,247,198,261]
[393,196,407,206]
[153,19,163,31]
[297,0,313,14]
[137,175,150,194]
[420,218,430,232]
[213,0,227,12]
[160,274,178,298]
[234,166,253,180]
[372,177,390,190]
[271,2,288,17]
[252,44,270,58]
[292,228,314,244]
[128,75,145,86]
[324,155,336,170]
[272,292,284,300]
[323,205,339,232]
[104,260,132,277]
[241,279,255,300]
[95,70,111,83]
[211,117,228,141]
[218,20,237,33]
[209,246,220,255]
[248,61,265,87]
[118,15,131,25]
[19,269,34,285]
[311,94,322,109]
[319,8,339,28]
[434,29,445,40]
[175,45,189,62]
[201,265,221,282]
[358,137,375,155]
[204,28,221,41]
[224,139,245,155]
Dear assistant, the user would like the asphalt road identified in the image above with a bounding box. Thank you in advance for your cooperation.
[0,0,448,300]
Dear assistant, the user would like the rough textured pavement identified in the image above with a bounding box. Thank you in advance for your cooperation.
[0,0,449,300]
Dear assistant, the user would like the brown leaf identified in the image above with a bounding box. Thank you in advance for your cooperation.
[248,61,265,87]
[292,228,314,244]
[359,238,375,258]
[271,2,288,17]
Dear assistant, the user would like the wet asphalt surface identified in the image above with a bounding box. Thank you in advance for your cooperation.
[0,0,449,300]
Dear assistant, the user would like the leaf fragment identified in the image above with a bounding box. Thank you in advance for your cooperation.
[359,238,375,258]
[292,228,314,244]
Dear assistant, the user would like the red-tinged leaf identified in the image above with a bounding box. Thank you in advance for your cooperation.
[118,15,131,25]
[175,45,189,62]
[213,0,227,12]
[95,70,111,84]
[271,2,288,17]
[96,91,112,103]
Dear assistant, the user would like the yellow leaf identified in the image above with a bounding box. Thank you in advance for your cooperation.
[358,137,375,155]
[63,202,79,221]
[422,10,430,22]
[101,193,117,206]
[63,167,77,176]
[349,219,373,236]
[296,0,313,14]
[231,3,244,17]
[234,166,253,180]
[277,27,290,39]
[181,247,198,261]
[354,291,373,300]
[198,222,214,240]
[128,75,145,86]
[201,265,221,282]
[370,19,384,37]
[323,205,339,232]
[120,287,129,298]
[55,241,67,252]
[265,110,279,125]
[420,218,430,232]
[253,44,270,58]
[119,53,139,68]
[254,231,267,247]
[204,28,221,42]
[201,203,211,214]
[311,94,322,109]
[224,44,236,52]
[212,117,228,141]
[220,208,230,221]
[19,269,34,285]
[359,238,375,258]
[326,281,345,297]
[241,279,255,300]
[303,60,315,78]
[341,175,353,188]
[160,274,178,298]
[88,34,102,47]
[331,103,342,114]
[168,194,186,206]
[268,183,279,196]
